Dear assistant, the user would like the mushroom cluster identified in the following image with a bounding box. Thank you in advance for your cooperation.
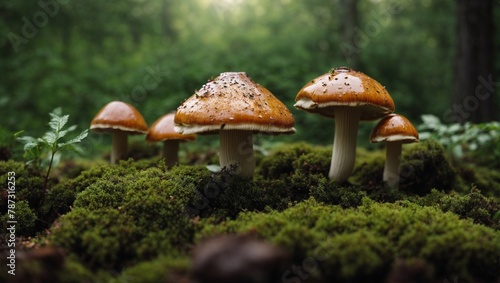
[294,67,395,182]
[294,67,418,187]
[90,102,194,166]
[90,68,417,187]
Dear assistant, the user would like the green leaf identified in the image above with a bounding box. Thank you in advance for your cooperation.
[48,113,69,132]
[13,130,24,137]
[420,114,441,128]
[57,124,77,140]
[43,131,58,144]
[418,132,432,140]
[52,107,62,116]
[17,136,40,151]
[58,129,89,148]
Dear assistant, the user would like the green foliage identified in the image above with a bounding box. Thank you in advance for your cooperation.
[198,198,500,282]
[17,108,89,189]
[418,114,500,167]
[0,126,22,160]
[1,0,478,154]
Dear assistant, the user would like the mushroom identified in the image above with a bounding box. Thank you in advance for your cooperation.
[175,72,295,177]
[90,101,148,164]
[294,67,395,182]
[146,112,196,168]
[370,113,419,188]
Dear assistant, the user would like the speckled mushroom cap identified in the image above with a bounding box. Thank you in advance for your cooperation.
[90,101,148,134]
[370,114,419,143]
[146,112,196,142]
[174,72,295,135]
[294,67,395,120]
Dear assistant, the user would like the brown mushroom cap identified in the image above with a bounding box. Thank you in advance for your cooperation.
[370,114,419,143]
[295,67,395,120]
[90,101,148,134]
[146,112,196,142]
[174,72,295,135]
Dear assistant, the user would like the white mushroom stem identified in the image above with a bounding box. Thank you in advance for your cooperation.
[111,131,128,164]
[219,130,254,177]
[162,140,180,168]
[383,141,402,188]
[329,107,361,182]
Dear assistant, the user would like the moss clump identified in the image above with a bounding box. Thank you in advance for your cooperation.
[198,198,500,282]
[400,140,456,194]
[0,160,48,236]
[51,164,210,270]
[258,143,325,179]
[350,147,385,188]
[0,200,37,235]
[454,163,500,197]
[414,188,500,230]
[256,143,331,204]
[112,256,189,283]
[52,207,145,269]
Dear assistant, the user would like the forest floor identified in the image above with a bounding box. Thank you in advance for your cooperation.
[1,140,500,283]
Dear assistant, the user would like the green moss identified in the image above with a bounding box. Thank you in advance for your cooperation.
[400,140,456,194]
[311,182,366,208]
[455,163,500,197]
[50,164,212,270]
[255,143,333,207]
[414,188,500,230]
[24,140,499,281]
[52,207,142,269]
[258,142,319,179]
[0,160,45,211]
[0,200,36,236]
[112,256,189,283]
[0,160,50,235]
[198,198,500,282]
[350,147,385,188]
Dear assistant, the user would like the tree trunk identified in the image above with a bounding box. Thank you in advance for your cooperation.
[453,0,496,123]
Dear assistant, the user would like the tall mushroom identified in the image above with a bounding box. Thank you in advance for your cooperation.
[90,101,148,164]
[370,114,419,188]
[146,112,196,168]
[294,67,395,182]
[175,72,295,177]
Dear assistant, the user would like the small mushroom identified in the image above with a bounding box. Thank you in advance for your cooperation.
[370,114,419,188]
[175,72,295,177]
[146,112,196,168]
[294,67,395,182]
[90,101,148,164]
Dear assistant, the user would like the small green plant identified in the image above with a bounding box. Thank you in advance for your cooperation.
[418,114,500,167]
[17,108,88,190]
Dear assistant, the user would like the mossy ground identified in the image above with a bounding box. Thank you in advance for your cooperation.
[1,140,499,282]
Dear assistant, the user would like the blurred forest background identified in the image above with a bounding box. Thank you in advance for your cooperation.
[1,0,499,157]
